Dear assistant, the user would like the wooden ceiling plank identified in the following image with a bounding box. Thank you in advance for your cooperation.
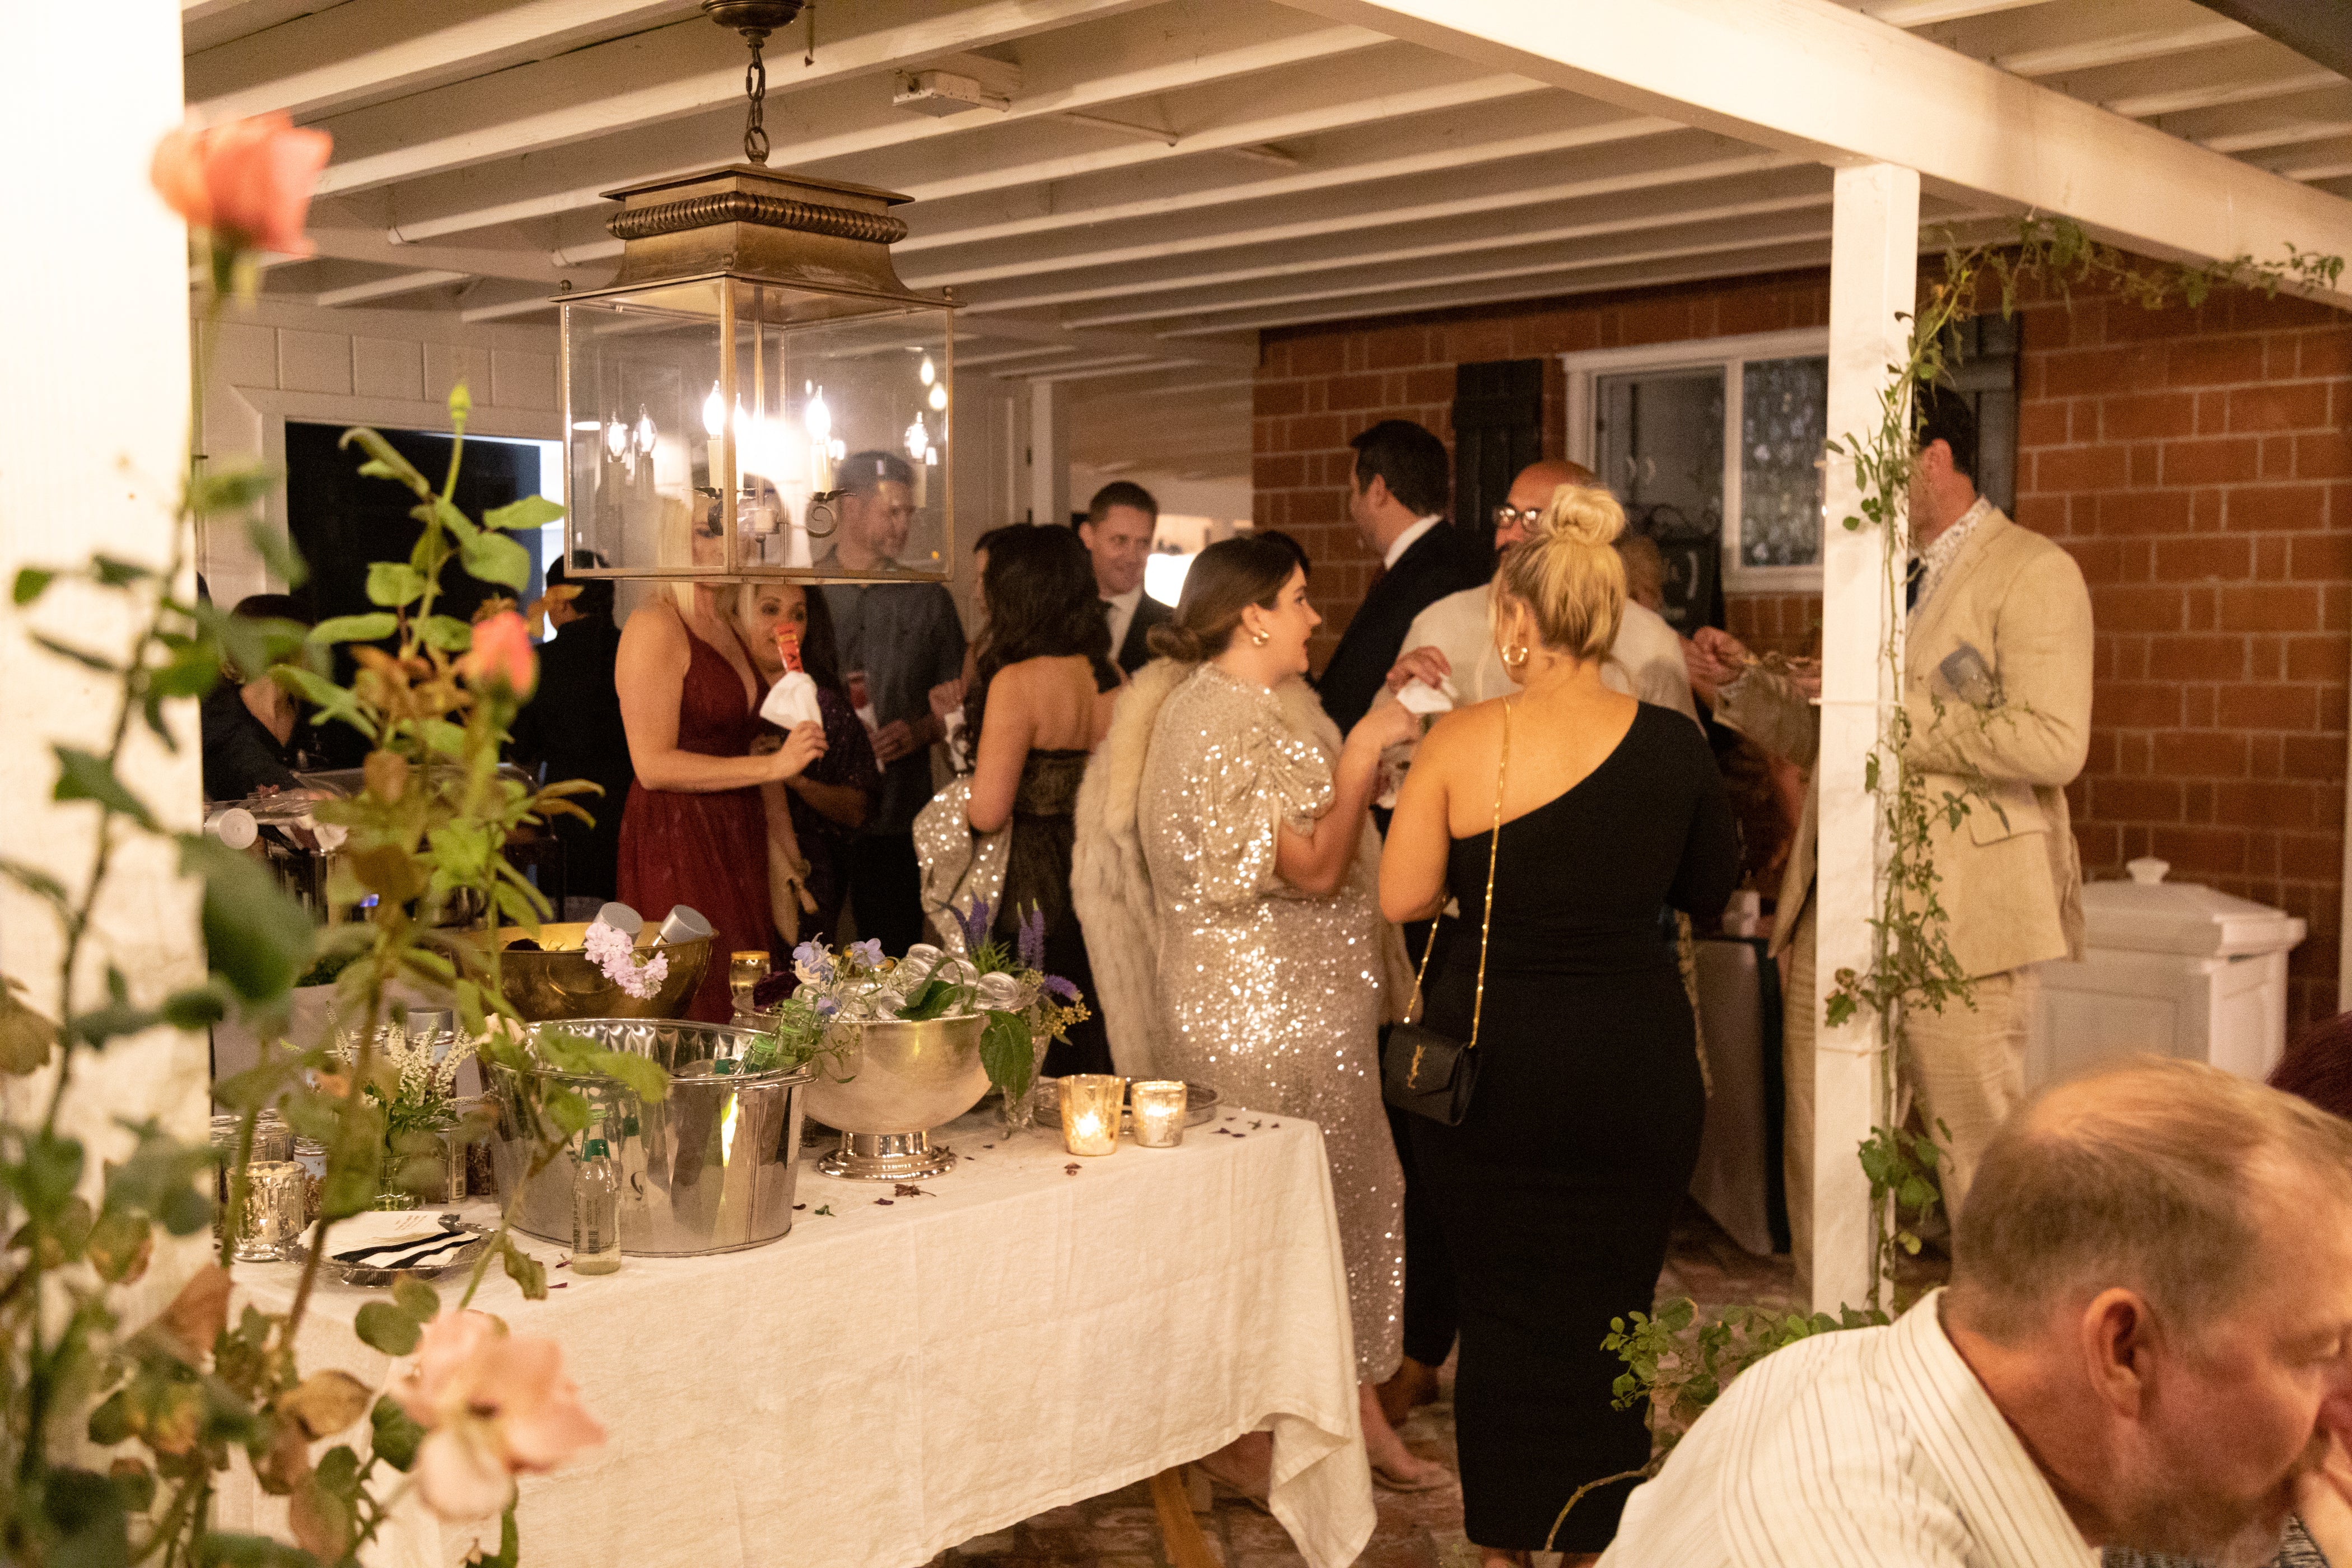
[189,0,695,123]
[311,0,1160,198]
[1272,0,2352,299]
[371,1,1391,242]
[915,138,1814,293]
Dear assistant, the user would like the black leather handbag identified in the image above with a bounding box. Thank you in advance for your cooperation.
[1382,700,1510,1127]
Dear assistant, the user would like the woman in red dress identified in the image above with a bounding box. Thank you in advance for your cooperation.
[615,581,827,1021]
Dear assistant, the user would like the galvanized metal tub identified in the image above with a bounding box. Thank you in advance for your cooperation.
[487,1018,810,1256]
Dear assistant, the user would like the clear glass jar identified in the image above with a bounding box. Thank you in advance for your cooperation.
[571,1137,623,1275]
[234,1161,306,1262]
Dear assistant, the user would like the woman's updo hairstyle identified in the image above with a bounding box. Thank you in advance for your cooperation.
[1149,534,1301,663]
[1493,483,1627,661]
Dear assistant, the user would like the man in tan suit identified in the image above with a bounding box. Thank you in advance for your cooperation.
[1691,386,2092,1285]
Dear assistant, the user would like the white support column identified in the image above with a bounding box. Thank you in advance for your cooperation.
[1813,162,1919,1314]
[1,2,208,1310]
[1028,379,1071,528]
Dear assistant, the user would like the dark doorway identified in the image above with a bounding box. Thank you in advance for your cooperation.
[1452,358,1544,563]
[284,422,543,766]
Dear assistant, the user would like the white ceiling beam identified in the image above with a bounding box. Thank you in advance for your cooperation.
[181,0,333,54]
[1273,0,2352,300]
[879,55,1538,207]
[1853,0,2054,25]
[918,137,1810,296]
[188,0,693,123]
[1914,0,2248,77]
[957,312,1259,368]
[2061,37,2340,120]
[2153,85,2352,152]
[895,95,1670,258]
[313,0,1159,199]
[311,269,468,307]
[1062,214,1853,332]
[374,1,1392,244]
[460,291,562,324]
[299,223,571,286]
[957,183,1836,316]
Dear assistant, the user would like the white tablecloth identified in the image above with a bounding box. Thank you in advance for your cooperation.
[222,1107,1376,1568]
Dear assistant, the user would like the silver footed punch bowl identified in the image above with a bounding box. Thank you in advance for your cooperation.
[750,927,1090,1180]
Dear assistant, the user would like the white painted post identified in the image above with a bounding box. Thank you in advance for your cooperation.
[1028,379,1071,528]
[1813,162,1919,1314]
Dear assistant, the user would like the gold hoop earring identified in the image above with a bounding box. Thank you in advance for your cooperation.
[1251,628,1271,647]
[1501,643,1530,671]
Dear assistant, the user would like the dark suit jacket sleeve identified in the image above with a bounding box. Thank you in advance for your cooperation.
[1314,528,1486,734]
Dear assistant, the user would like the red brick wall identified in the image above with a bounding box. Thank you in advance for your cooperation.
[1254,270,1831,669]
[1255,265,2352,1033]
[2015,282,2352,1028]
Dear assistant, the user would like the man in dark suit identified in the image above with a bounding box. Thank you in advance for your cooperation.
[507,553,633,915]
[1079,480,1172,675]
[1314,419,1486,733]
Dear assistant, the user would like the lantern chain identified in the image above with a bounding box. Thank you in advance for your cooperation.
[743,32,769,164]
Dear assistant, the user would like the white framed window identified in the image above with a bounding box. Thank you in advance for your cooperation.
[1561,328,1830,596]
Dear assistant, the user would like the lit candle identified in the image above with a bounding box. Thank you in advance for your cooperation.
[1060,1074,1124,1156]
[701,380,727,494]
[1130,1080,1188,1148]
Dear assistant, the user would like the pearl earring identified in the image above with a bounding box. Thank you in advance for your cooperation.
[1250,627,1271,647]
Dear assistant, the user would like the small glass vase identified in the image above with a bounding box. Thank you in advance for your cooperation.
[996,1038,1051,1136]
[370,1188,421,1211]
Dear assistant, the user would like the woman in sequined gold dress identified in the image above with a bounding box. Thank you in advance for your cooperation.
[1095,534,1444,1498]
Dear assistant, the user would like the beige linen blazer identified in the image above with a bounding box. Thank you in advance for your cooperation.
[1717,509,2093,979]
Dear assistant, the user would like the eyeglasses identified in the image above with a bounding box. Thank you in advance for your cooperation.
[1492,505,1542,530]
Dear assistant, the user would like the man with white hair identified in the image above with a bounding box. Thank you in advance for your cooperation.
[1597,1058,2352,1568]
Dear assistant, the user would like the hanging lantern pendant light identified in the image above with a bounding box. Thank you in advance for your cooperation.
[702,1,809,165]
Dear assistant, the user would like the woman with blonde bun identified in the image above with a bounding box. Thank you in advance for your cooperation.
[1379,484,1739,1566]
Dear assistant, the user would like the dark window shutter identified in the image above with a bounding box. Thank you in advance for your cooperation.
[1452,358,1544,561]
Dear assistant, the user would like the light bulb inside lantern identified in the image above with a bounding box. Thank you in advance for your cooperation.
[701,381,725,438]
[633,405,657,455]
[904,413,929,460]
[927,382,947,412]
[604,418,627,458]
[919,356,936,387]
[805,387,831,446]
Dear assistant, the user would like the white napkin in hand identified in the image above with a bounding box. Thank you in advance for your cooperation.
[760,670,825,730]
[1395,676,1456,715]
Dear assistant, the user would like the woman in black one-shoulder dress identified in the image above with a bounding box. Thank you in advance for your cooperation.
[1383,485,1738,1566]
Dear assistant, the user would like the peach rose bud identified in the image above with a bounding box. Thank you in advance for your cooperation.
[461,610,538,699]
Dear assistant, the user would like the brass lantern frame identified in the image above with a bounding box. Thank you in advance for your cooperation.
[555,162,956,586]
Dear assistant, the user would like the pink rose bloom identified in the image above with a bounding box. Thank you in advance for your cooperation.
[462,610,539,698]
[150,113,331,258]
[391,1310,605,1520]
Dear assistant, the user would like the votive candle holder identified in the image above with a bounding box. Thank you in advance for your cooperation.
[1060,1075,1126,1156]
[1130,1081,1189,1148]
[235,1161,307,1262]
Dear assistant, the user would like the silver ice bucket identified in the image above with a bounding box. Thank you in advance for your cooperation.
[802,1015,990,1181]
[487,1018,812,1256]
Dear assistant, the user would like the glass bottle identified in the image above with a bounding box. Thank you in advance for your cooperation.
[571,1137,622,1275]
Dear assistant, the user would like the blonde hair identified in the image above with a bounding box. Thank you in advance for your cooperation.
[1492,483,1626,661]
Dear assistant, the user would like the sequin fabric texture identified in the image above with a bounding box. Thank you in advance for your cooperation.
[1137,664,1405,1382]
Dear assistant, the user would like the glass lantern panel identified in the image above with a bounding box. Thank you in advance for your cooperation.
[563,280,727,578]
[725,280,951,580]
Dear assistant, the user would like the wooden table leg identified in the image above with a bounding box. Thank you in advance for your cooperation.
[1150,1466,1221,1568]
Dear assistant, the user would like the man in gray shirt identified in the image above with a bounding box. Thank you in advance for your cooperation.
[818,450,965,954]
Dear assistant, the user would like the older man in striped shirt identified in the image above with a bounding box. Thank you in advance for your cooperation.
[1599,1060,2352,1568]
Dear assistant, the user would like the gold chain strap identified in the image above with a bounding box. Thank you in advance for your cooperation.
[1405,699,1511,1051]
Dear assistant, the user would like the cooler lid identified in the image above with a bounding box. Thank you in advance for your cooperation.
[2079,858,2306,958]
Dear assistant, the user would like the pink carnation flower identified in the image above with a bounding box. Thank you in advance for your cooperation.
[391,1311,605,1520]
